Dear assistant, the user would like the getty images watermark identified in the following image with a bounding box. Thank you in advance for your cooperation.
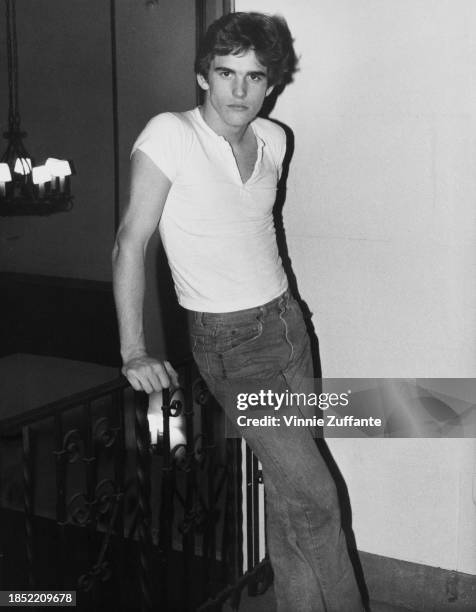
[224,379,476,438]
[235,389,382,429]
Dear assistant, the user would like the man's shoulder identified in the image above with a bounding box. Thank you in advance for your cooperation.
[135,110,196,159]
[253,117,286,145]
[142,109,195,135]
[132,110,197,175]
[253,118,286,166]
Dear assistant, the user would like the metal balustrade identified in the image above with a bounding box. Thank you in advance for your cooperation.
[0,358,269,611]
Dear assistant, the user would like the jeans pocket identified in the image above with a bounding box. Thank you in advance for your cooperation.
[215,320,263,355]
[190,328,213,354]
[191,344,211,377]
[190,321,262,356]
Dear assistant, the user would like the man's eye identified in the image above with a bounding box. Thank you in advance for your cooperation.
[219,71,232,78]
[249,74,264,82]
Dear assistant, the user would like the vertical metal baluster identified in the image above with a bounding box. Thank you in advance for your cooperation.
[234,439,244,591]
[22,425,34,586]
[54,411,66,588]
[201,382,216,601]
[83,402,96,519]
[134,391,152,612]
[113,389,126,538]
[182,366,196,611]
[158,387,172,607]
[245,445,253,577]
[221,439,231,584]
[82,402,96,608]
[228,438,243,610]
[252,454,260,568]
[247,452,260,596]
[0,431,5,588]
[113,388,126,605]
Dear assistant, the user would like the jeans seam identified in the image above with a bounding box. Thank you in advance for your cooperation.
[204,342,211,375]
[304,509,329,609]
[279,304,295,365]
[193,335,211,376]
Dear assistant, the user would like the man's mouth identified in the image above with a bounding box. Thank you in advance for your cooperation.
[227,104,249,110]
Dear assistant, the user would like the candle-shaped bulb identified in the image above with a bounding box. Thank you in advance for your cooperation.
[45,158,71,192]
[32,165,51,198]
[14,158,32,175]
[0,163,12,197]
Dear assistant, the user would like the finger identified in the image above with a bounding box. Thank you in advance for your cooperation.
[138,362,166,393]
[137,366,163,394]
[129,366,157,394]
[126,372,151,394]
[164,361,180,388]
[151,362,171,390]
[123,363,158,394]
[139,376,154,394]
[122,365,139,388]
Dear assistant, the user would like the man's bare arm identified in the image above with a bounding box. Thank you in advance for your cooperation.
[112,150,179,394]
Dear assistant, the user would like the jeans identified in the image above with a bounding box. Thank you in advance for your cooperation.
[189,290,363,612]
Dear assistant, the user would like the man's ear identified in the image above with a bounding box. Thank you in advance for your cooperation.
[265,85,275,97]
[196,73,210,91]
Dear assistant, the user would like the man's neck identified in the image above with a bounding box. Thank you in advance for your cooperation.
[200,102,251,146]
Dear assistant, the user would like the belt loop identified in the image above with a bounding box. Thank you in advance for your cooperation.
[256,305,265,332]
[195,311,205,327]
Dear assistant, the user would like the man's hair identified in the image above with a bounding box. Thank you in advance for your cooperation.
[195,12,297,87]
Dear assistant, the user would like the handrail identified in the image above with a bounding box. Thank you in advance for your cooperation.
[0,354,255,609]
[0,355,195,433]
[0,375,128,433]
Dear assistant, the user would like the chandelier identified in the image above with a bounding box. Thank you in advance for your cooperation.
[0,0,73,216]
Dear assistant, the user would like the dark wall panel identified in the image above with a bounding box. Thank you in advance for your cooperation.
[0,273,121,366]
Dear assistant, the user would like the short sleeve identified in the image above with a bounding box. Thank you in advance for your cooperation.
[131,113,185,182]
[255,118,287,180]
[276,127,287,180]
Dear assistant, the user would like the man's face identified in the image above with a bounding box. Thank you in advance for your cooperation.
[197,49,274,130]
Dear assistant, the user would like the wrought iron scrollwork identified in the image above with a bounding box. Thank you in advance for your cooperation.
[77,481,123,594]
[67,493,90,526]
[53,428,84,464]
[77,560,112,593]
[93,417,119,449]
[193,432,207,464]
[67,479,119,527]
[0,363,255,610]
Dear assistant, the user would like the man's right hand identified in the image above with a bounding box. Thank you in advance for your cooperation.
[122,355,179,394]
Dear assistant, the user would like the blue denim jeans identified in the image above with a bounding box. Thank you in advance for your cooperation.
[189,291,363,612]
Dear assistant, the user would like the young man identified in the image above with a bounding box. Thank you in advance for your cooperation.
[112,12,364,612]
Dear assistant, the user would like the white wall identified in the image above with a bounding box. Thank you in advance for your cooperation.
[236,0,476,573]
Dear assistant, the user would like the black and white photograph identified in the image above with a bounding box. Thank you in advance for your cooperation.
[0,1,475,611]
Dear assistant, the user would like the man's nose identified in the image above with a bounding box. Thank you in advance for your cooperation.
[232,78,247,98]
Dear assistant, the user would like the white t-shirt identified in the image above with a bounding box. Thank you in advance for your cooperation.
[132,107,288,313]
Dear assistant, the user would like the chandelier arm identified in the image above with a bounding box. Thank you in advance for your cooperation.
[5,0,15,130]
[11,0,20,129]
[5,0,20,131]
[1,0,74,216]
